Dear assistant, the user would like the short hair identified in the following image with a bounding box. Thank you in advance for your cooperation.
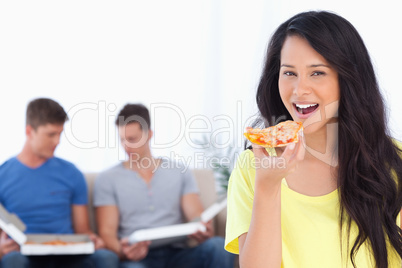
[26,98,68,129]
[115,103,151,130]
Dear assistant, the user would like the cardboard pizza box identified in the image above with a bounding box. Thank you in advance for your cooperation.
[128,197,227,248]
[21,234,94,255]
[0,204,94,255]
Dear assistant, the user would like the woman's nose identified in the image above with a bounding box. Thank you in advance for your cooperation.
[293,77,312,96]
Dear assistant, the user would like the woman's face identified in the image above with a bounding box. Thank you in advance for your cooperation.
[278,35,340,134]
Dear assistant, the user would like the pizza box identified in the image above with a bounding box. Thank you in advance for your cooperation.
[128,197,227,248]
[0,204,94,255]
[21,234,94,255]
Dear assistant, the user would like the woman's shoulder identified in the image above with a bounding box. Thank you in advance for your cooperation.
[233,149,254,171]
[392,138,402,149]
[392,138,402,158]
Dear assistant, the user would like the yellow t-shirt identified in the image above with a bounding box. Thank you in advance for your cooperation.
[225,149,401,268]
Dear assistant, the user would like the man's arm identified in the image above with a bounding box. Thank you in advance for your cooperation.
[96,205,122,256]
[71,205,91,233]
[96,205,151,261]
[181,193,214,243]
[71,204,104,249]
[181,193,204,222]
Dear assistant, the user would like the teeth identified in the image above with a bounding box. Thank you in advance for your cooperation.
[295,104,318,109]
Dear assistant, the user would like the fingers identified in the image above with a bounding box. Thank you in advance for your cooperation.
[88,233,101,249]
[131,242,149,261]
[204,220,213,230]
[251,132,306,183]
[190,221,213,243]
[0,231,8,242]
[88,233,96,241]
[251,144,269,158]
[133,243,149,260]
[120,237,129,246]
[281,142,297,160]
[121,240,150,261]
[282,132,305,161]
[3,242,19,255]
[94,236,105,250]
[204,221,214,236]
[0,231,14,247]
[252,144,272,171]
[189,230,209,244]
[0,232,20,256]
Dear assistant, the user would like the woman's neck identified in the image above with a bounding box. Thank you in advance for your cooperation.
[304,121,338,167]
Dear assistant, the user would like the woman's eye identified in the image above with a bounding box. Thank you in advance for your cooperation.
[284,71,295,76]
[312,71,325,76]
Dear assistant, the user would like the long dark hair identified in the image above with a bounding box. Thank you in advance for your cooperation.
[255,11,402,267]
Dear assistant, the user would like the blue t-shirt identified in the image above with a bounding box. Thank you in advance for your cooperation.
[0,157,88,234]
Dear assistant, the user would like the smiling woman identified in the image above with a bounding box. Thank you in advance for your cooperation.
[279,35,340,134]
[225,10,402,268]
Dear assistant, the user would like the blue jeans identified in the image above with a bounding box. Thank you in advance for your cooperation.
[0,249,119,268]
[119,237,235,268]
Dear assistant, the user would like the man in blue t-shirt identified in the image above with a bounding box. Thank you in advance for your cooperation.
[0,98,118,268]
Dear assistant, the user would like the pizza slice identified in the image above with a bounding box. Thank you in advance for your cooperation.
[25,240,84,246]
[244,120,303,148]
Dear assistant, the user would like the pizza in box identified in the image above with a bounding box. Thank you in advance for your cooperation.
[24,240,84,246]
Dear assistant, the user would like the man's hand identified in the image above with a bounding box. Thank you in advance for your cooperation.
[120,238,151,261]
[88,233,105,250]
[188,220,214,244]
[0,231,20,257]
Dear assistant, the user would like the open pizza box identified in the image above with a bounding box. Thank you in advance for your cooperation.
[0,204,94,255]
[128,197,227,248]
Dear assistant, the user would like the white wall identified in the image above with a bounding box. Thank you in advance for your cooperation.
[0,0,401,172]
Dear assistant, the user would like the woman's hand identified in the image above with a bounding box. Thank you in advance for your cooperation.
[239,132,305,268]
[252,132,305,185]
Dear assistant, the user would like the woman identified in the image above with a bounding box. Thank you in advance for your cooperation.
[225,11,402,268]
